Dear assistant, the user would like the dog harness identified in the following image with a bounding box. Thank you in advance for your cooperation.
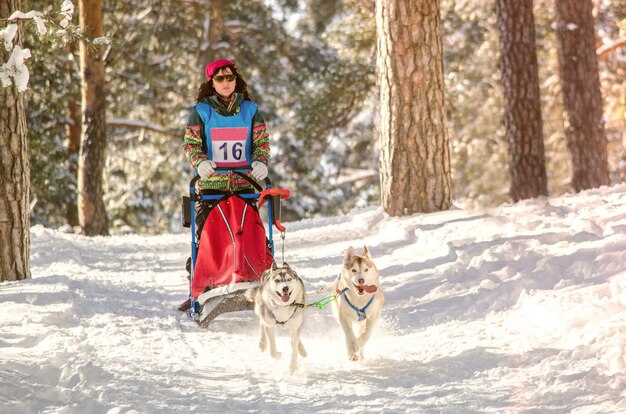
[271,303,304,325]
[337,287,376,321]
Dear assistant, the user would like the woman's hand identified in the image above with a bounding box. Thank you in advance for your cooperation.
[197,160,216,179]
[251,161,268,181]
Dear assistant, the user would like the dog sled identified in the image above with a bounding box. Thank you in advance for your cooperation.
[181,170,290,328]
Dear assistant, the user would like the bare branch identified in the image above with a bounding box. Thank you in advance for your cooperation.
[596,36,626,60]
[107,118,179,135]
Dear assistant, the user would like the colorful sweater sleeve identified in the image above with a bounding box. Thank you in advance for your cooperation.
[183,107,208,169]
[252,111,270,166]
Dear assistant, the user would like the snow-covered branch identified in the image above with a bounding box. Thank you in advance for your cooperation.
[0,0,79,92]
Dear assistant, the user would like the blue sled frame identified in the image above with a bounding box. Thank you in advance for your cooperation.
[181,169,289,328]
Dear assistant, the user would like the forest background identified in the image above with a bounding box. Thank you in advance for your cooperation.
[20,0,626,234]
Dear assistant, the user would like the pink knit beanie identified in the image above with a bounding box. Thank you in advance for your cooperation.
[205,59,236,81]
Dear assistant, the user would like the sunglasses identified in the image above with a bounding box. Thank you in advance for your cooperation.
[213,74,236,83]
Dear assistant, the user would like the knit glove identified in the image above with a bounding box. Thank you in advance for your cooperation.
[250,161,268,181]
[197,160,216,179]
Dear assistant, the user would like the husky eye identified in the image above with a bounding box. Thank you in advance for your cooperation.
[274,279,280,284]
[364,268,368,272]
[351,269,357,273]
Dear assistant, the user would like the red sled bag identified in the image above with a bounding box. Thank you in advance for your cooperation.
[191,195,273,298]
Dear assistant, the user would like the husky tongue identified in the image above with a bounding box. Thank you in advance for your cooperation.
[363,285,378,293]
[280,294,290,302]
[355,284,378,294]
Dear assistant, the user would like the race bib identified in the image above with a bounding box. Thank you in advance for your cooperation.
[210,127,250,168]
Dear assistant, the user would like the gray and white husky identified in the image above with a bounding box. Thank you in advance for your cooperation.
[332,246,384,361]
[253,262,307,373]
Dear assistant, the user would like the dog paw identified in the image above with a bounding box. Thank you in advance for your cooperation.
[348,345,363,361]
[289,363,298,374]
[271,351,282,360]
[347,341,359,356]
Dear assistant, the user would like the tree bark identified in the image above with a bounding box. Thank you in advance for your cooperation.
[78,0,109,235]
[66,44,81,227]
[376,0,451,216]
[555,0,609,191]
[495,0,548,202]
[0,0,30,282]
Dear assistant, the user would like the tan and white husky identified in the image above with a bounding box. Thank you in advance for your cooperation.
[332,246,384,361]
[253,262,307,373]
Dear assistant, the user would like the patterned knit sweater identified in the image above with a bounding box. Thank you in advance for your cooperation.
[183,93,270,192]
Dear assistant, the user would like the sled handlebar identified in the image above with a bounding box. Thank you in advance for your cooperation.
[258,188,291,205]
[258,189,290,232]
[190,168,269,191]
[189,172,288,232]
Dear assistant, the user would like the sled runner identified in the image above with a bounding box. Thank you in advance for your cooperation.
[182,170,289,328]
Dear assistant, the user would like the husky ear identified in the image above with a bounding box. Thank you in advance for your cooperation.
[272,261,278,271]
[282,262,290,269]
[344,246,356,266]
[363,245,372,259]
[261,268,272,282]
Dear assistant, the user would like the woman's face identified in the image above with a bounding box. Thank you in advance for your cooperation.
[212,67,236,99]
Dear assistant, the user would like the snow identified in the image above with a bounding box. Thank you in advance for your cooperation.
[1,45,31,91]
[2,185,626,413]
[8,10,42,21]
[0,24,18,51]
[51,1,73,30]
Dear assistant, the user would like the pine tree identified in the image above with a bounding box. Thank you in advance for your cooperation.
[495,0,548,201]
[78,0,108,235]
[376,0,452,215]
[0,0,30,282]
[555,0,609,191]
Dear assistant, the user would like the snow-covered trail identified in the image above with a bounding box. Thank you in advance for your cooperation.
[2,185,626,413]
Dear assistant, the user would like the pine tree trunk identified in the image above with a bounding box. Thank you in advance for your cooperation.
[78,0,108,235]
[66,98,81,227]
[66,43,81,227]
[495,0,548,202]
[376,0,451,216]
[555,0,609,191]
[0,0,30,282]
[198,1,226,74]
